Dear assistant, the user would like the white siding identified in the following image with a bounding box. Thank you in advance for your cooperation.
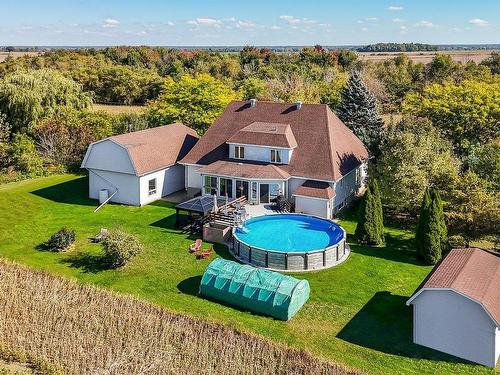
[228,143,292,164]
[333,164,363,213]
[294,196,332,219]
[495,327,500,368]
[287,177,307,200]
[412,290,498,367]
[185,165,202,189]
[83,140,135,174]
[88,169,140,206]
[139,165,185,205]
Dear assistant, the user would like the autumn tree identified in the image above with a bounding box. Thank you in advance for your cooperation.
[148,74,239,134]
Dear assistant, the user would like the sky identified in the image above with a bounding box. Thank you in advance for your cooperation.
[1,0,499,46]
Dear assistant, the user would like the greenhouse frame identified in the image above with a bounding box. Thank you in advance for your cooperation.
[199,258,310,321]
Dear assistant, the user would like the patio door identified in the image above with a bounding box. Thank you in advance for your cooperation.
[259,184,270,203]
[236,180,249,199]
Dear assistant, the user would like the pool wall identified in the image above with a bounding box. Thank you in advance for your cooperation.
[230,215,350,272]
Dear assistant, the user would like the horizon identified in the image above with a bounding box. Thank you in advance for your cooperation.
[2,0,499,46]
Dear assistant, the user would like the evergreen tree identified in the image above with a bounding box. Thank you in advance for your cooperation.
[355,181,385,246]
[336,71,384,155]
[370,179,385,244]
[415,188,449,264]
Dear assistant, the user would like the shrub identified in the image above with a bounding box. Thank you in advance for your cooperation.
[47,227,76,252]
[100,229,143,268]
[355,180,385,246]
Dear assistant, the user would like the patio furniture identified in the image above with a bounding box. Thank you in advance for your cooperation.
[189,239,202,253]
[197,247,214,259]
[93,228,108,242]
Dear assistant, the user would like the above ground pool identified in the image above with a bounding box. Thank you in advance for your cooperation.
[231,214,349,272]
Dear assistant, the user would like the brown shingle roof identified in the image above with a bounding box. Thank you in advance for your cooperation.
[293,180,335,199]
[110,123,198,176]
[180,101,368,181]
[198,160,290,180]
[408,248,500,326]
[227,122,298,148]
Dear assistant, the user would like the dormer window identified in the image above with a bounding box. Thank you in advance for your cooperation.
[270,149,282,163]
[235,146,245,159]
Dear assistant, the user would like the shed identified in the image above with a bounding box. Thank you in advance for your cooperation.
[199,258,310,321]
[407,248,500,368]
[81,123,198,206]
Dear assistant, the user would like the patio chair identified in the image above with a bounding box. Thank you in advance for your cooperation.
[189,239,202,253]
[197,247,214,259]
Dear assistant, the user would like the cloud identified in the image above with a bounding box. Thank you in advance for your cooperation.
[392,18,404,23]
[279,15,318,25]
[103,18,119,28]
[167,21,175,26]
[361,27,369,32]
[388,6,404,11]
[365,17,378,21]
[187,17,222,26]
[469,18,488,27]
[270,25,281,30]
[400,25,407,30]
[416,20,436,28]
[235,20,256,29]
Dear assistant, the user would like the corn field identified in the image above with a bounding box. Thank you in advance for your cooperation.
[0,260,361,375]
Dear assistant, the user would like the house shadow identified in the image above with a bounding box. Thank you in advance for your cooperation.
[347,233,423,266]
[60,251,110,273]
[337,291,471,364]
[30,176,95,206]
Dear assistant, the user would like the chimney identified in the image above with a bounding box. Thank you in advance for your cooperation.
[295,101,302,110]
[250,98,257,108]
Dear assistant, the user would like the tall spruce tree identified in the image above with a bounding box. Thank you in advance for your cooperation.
[415,188,448,264]
[355,181,385,246]
[336,71,384,155]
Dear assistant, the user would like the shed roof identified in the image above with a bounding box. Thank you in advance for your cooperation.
[88,123,198,176]
[293,180,335,199]
[227,122,298,148]
[407,248,500,326]
[180,101,368,181]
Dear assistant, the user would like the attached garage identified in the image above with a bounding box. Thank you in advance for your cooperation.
[81,123,198,206]
[407,248,500,368]
[292,180,335,219]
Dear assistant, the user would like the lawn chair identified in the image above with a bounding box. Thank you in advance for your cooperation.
[93,228,108,243]
[197,247,213,260]
[189,239,202,253]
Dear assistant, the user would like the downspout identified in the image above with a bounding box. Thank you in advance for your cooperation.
[87,169,119,212]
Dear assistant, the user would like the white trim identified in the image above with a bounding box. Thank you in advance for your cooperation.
[178,162,203,167]
[407,288,499,327]
[227,142,296,150]
[292,193,332,201]
[200,172,288,182]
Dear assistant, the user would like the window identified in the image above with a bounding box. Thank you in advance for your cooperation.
[235,146,245,159]
[236,180,249,199]
[219,178,233,197]
[270,149,282,163]
[148,178,157,196]
[251,181,258,202]
[269,183,280,200]
[204,176,217,195]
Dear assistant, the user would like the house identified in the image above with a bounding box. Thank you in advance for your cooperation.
[81,123,198,206]
[406,248,500,367]
[179,100,369,219]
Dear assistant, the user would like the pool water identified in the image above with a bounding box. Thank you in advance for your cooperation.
[233,214,344,252]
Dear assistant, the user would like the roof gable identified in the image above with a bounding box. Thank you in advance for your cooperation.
[180,101,368,181]
[227,122,298,149]
[85,123,198,176]
[407,248,500,326]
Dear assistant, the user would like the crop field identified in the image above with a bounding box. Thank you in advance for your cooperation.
[357,50,497,64]
[0,259,357,375]
[0,51,41,63]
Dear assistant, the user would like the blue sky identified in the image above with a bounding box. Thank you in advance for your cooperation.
[1,0,499,46]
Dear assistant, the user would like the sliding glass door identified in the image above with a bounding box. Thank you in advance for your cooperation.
[236,180,249,199]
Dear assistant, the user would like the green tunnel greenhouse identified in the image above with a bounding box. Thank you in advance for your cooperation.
[199,258,310,321]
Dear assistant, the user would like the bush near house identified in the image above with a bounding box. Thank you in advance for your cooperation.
[100,229,143,268]
[47,227,76,252]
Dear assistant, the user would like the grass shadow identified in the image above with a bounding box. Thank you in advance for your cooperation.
[337,291,471,364]
[35,242,51,252]
[149,214,178,230]
[30,176,95,206]
[60,251,110,273]
[347,232,424,266]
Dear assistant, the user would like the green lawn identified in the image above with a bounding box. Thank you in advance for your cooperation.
[0,174,495,375]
